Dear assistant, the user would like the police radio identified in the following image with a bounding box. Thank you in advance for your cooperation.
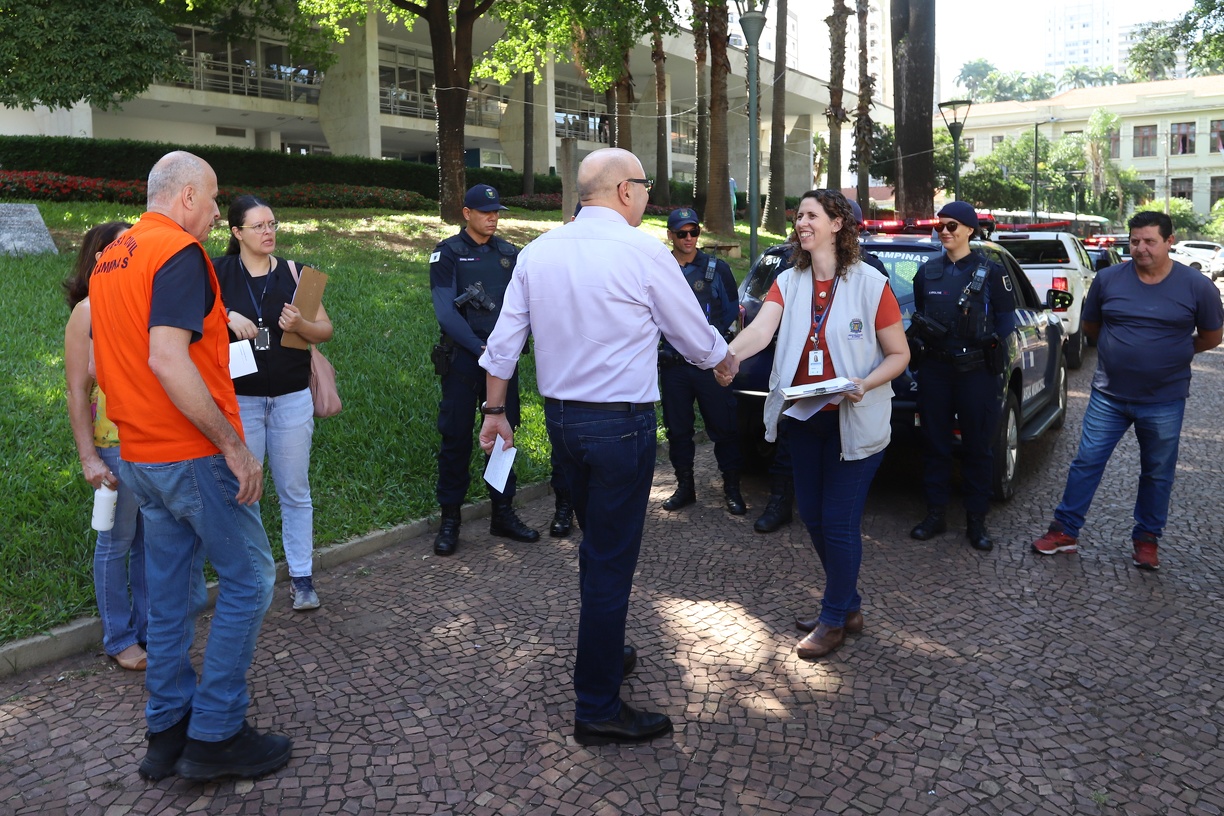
[957,265,990,313]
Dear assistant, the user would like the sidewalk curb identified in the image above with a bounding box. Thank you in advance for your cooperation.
[0,480,556,680]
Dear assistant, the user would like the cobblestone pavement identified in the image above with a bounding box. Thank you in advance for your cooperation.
[4,345,1224,816]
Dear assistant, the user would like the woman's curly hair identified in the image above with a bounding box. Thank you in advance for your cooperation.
[787,189,861,276]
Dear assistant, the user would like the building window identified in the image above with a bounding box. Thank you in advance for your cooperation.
[1171,177,1193,200]
[670,107,697,156]
[1134,125,1157,158]
[1109,129,1120,159]
[963,137,975,153]
[1211,120,1224,153]
[1211,176,1224,209]
[991,135,1004,148]
[378,44,436,119]
[1137,179,1156,203]
[1170,122,1196,155]
[480,149,512,170]
[168,26,323,104]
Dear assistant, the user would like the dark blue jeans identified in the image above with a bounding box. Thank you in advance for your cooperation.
[436,348,519,506]
[1054,389,1185,540]
[659,363,742,474]
[545,401,657,723]
[787,413,884,628]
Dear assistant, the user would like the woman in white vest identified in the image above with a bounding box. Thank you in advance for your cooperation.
[723,190,909,660]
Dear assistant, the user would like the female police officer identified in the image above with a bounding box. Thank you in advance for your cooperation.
[908,202,1016,552]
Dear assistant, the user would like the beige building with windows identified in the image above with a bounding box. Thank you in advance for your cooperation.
[948,76,1224,218]
[1,7,893,200]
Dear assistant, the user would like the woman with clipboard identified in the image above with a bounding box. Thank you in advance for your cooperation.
[214,195,333,612]
[722,190,908,660]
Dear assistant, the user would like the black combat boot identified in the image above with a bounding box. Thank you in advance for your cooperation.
[753,475,793,533]
[490,500,541,542]
[662,469,697,511]
[966,513,994,552]
[434,505,461,556]
[722,471,746,515]
[910,507,947,541]
[550,491,574,538]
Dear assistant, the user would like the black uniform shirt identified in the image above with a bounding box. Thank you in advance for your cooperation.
[913,249,1017,342]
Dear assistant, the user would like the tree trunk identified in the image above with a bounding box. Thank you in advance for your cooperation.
[693,0,710,214]
[651,21,670,206]
[522,71,534,196]
[763,0,789,234]
[854,0,873,210]
[891,0,935,218]
[705,0,733,235]
[825,2,851,192]
[614,49,634,150]
[415,0,496,224]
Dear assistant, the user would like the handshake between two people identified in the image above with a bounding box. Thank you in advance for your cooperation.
[713,349,739,387]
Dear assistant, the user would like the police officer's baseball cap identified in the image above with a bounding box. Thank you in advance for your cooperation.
[464,184,508,212]
[667,208,700,231]
[848,199,864,226]
[936,200,979,229]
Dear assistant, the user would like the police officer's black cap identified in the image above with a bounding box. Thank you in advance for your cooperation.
[464,184,508,212]
[937,201,979,229]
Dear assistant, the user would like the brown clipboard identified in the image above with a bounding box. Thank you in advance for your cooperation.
[282,265,328,350]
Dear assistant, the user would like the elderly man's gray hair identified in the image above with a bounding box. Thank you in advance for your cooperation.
[147,151,209,209]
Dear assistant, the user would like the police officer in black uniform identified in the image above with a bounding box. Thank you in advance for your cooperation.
[429,184,539,556]
[908,201,1017,552]
[658,208,746,515]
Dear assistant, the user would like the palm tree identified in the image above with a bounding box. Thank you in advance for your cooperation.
[692,0,710,214]
[1024,72,1056,101]
[650,17,670,205]
[763,0,789,235]
[891,0,936,218]
[824,0,852,191]
[853,0,874,208]
[1059,65,1094,90]
[956,58,995,98]
[705,0,734,235]
[1128,22,1178,81]
[1084,108,1125,220]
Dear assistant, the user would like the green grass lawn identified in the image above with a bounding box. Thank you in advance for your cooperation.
[0,200,787,645]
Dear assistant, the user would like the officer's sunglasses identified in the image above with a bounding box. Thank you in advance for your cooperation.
[934,221,960,233]
[673,228,701,239]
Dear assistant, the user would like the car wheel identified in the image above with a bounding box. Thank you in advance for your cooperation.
[1051,356,1068,430]
[992,392,1020,502]
[1065,328,1084,370]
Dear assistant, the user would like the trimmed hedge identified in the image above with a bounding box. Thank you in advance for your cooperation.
[0,169,435,211]
[0,135,562,200]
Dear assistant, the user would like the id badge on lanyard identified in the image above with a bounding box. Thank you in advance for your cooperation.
[809,277,838,377]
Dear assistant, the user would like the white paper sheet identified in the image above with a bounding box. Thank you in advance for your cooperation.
[782,394,845,421]
[229,340,257,379]
[483,434,516,493]
[780,376,857,400]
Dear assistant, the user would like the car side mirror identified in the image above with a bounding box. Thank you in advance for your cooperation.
[1046,289,1074,311]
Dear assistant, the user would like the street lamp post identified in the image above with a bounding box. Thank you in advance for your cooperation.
[734,0,769,263]
[1068,170,1085,234]
[937,99,972,201]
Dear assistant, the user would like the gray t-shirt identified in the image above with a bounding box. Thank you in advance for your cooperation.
[1085,260,1223,402]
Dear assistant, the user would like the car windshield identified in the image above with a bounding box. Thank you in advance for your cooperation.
[995,240,1070,264]
[868,247,939,319]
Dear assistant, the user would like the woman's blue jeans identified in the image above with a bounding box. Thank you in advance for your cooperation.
[787,413,884,629]
[1054,389,1185,541]
[94,446,147,656]
[237,389,315,578]
[120,454,275,741]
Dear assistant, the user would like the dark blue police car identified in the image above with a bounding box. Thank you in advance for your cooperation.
[730,235,1074,500]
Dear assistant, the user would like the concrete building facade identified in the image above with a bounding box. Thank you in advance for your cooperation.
[1,7,894,202]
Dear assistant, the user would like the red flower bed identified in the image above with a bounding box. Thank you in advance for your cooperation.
[0,170,435,211]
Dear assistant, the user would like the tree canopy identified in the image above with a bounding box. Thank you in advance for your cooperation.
[1130,2,1224,79]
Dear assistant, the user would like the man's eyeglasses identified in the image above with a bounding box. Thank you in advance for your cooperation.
[623,178,654,192]
[238,221,279,233]
[934,221,959,234]
[673,228,701,239]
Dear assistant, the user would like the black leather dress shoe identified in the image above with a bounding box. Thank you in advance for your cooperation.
[623,645,637,677]
[910,509,947,541]
[573,701,673,746]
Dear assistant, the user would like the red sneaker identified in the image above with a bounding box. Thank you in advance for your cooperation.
[1032,524,1078,555]
[1132,536,1160,571]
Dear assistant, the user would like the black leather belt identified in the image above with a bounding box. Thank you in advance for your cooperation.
[544,398,655,412]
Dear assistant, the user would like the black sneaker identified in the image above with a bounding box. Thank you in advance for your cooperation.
[138,712,191,781]
[173,721,292,781]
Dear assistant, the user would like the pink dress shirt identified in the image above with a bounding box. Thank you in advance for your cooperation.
[480,206,728,403]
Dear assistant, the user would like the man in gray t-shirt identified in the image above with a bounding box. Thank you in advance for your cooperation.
[1031,211,1223,571]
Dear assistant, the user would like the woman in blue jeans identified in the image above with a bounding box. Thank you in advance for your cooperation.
[214,196,333,611]
[64,221,149,670]
[725,190,909,660]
